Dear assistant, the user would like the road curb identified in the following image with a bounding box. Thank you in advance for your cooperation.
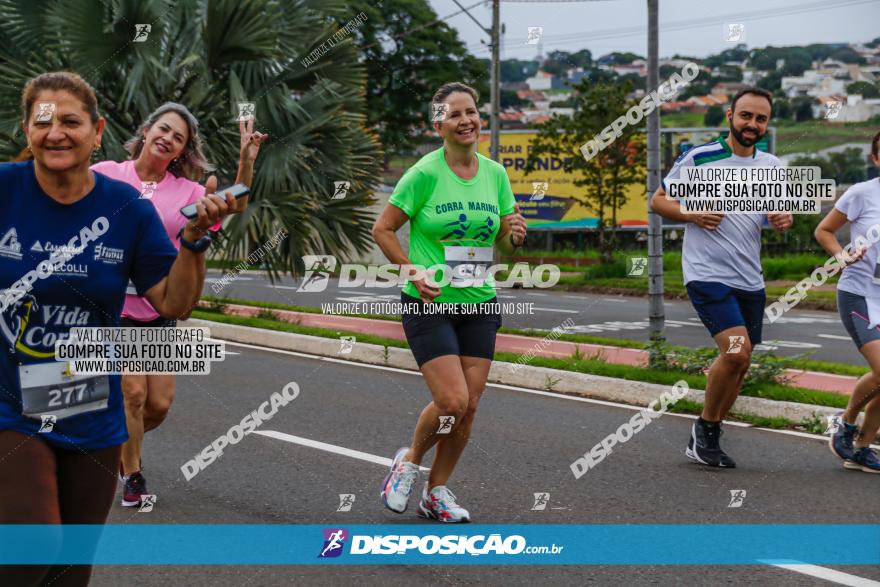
[190,318,839,425]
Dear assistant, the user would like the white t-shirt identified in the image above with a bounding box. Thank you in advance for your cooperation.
[834,178,880,297]
[663,139,781,291]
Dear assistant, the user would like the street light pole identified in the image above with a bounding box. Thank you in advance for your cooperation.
[490,0,500,162]
[647,0,666,361]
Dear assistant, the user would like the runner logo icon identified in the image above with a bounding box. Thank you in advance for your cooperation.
[628,257,647,276]
[298,256,337,292]
[728,490,746,508]
[332,181,350,200]
[727,336,744,354]
[531,492,549,511]
[336,494,355,512]
[38,415,56,433]
[437,416,455,434]
[319,528,348,558]
[138,495,157,512]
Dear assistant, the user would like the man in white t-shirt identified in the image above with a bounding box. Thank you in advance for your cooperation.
[650,88,793,468]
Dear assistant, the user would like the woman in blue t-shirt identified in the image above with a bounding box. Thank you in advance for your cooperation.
[0,72,240,585]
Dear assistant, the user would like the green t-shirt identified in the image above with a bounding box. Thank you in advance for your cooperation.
[389,148,517,303]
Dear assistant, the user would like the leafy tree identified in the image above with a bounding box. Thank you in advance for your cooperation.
[847,81,880,98]
[703,44,749,68]
[827,148,868,184]
[542,50,574,76]
[344,0,488,163]
[501,89,528,109]
[704,105,725,126]
[829,47,866,64]
[757,70,784,92]
[501,59,539,83]
[773,98,792,120]
[598,52,643,65]
[524,79,646,263]
[0,0,383,274]
[791,149,866,184]
[793,96,814,122]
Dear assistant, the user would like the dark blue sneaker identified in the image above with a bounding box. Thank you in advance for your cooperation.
[828,414,858,461]
[686,420,736,468]
[844,447,880,474]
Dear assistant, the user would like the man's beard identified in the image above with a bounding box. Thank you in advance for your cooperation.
[729,122,764,148]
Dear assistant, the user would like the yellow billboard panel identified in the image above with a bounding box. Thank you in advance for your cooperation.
[478,131,647,229]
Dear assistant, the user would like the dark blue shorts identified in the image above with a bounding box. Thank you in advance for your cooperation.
[685,281,766,345]
[400,293,502,367]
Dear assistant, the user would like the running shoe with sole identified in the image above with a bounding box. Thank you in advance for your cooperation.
[381,447,419,513]
[417,485,471,523]
[121,472,151,507]
[686,420,736,468]
[844,447,880,474]
[828,413,859,461]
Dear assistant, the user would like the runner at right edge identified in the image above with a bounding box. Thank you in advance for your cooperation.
[814,130,880,474]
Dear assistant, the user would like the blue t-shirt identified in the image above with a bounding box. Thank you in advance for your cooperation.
[0,160,178,450]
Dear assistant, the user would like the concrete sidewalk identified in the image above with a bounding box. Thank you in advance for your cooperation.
[201,302,857,395]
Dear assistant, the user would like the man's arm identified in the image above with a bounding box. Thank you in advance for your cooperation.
[650,186,724,230]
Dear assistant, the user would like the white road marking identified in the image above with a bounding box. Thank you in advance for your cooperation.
[532,307,579,314]
[765,562,880,586]
[603,298,628,303]
[268,285,301,290]
[219,339,880,585]
[563,295,584,300]
[817,334,853,341]
[218,340,880,447]
[524,292,548,297]
[253,430,430,472]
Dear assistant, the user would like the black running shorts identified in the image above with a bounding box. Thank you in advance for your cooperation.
[400,292,502,367]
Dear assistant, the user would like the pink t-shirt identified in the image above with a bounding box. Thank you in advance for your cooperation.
[91,160,212,322]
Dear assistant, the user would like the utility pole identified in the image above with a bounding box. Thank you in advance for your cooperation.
[646,0,665,363]
[449,0,499,162]
[490,0,500,162]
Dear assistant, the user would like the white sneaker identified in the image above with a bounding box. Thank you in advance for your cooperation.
[417,485,471,523]
[380,447,419,513]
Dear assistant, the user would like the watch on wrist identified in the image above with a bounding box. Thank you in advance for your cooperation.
[177,226,212,253]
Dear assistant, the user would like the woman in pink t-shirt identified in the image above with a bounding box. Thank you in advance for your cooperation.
[92,102,267,507]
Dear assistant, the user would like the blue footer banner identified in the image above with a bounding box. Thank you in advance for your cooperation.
[0,525,877,565]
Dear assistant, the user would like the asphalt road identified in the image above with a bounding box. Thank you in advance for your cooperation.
[95,343,880,586]
[205,271,860,365]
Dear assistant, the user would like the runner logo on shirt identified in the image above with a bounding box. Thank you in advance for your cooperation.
[0,228,23,260]
[93,243,125,265]
[439,211,499,242]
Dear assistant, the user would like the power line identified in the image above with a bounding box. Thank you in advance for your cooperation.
[469,0,876,53]
[361,0,489,52]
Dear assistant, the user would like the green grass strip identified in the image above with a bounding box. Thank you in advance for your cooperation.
[193,309,848,409]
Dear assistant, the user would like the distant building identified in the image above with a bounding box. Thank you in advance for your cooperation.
[525,71,555,91]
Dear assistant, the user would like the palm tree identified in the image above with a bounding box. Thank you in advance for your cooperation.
[0,0,382,275]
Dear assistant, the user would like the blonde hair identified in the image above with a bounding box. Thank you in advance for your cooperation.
[124,102,213,182]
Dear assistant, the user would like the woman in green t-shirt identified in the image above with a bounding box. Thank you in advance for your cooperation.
[373,82,527,522]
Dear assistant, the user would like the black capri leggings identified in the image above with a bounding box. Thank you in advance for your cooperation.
[400,292,502,367]
[0,430,121,587]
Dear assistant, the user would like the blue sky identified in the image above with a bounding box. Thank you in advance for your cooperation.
[427,0,880,60]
